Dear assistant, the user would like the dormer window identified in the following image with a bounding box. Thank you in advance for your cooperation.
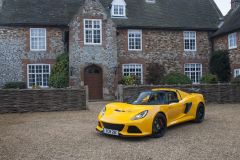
[111,0,126,17]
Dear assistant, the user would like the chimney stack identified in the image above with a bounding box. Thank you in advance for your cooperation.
[231,0,240,9]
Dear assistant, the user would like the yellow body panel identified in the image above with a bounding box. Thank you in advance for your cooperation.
[97,88,205,137]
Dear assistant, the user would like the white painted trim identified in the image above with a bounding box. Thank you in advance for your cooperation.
[228,32,237,49]
[128,29,142,51]
[27,64,51,88]
[234,68,240,78]
[83,19,102,45]
[122,63,143,84]
[184,63,202,84]
[111,4,126,17]
[30,28,47,51]
[183,31,197,52]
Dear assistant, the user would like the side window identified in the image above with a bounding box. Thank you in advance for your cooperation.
[167,92,179,104]
[148,92,167,105]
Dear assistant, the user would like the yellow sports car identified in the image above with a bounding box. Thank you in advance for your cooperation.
[96,88,205,138]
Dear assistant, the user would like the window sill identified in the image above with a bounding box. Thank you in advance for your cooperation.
[30,49,47,52]
[228,46,237,50]
[84,43,102,46]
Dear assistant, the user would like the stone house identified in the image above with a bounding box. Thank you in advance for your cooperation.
[212,0,240,78]
[0,0,238,100]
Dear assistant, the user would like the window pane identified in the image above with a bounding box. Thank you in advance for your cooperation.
[128,31,142,50]
[30,28,46,50]
[184,31,196,51]
[28,64,50,88]
[184,63,202,84]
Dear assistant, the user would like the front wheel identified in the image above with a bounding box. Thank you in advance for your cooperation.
[194,103,205,123]
[151,113,167,138]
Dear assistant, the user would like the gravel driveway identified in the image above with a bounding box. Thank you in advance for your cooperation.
[0,102,240,160]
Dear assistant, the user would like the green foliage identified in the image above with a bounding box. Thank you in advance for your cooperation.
[119,75,137,85]
[162,72,192,85]
[231,76,240,85]
[146,63,165,85]
[3,82,26,89]
[49,53,69,88]
[210,50,231,82]
[200,74,218,84]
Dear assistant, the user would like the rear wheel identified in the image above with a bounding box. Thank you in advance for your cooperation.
[151,113,167,138]
[194,103,205,123]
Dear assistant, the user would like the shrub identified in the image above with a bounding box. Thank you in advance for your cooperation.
[231,76,240,85]
[200,74,218,84]
[146,63,165,85]
[3,82,26,89]
[119,76,137,85]
[210,50,231,82]
[162,72,192,85]
[49,53,69,88]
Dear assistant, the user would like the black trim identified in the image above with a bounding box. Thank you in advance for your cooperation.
[127,126,142,134]
[184,102,192,113]
[102,122,124,131]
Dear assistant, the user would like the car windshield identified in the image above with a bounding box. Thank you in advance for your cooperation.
[128,91,168,105]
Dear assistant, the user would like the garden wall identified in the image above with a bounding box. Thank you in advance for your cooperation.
[0,88,88,114]
[117,84,240,104]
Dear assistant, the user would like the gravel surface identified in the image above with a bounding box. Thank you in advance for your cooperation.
[0,102,240,160]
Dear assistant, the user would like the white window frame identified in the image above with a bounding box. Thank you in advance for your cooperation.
[122,64,143,84]
[184,63,202,84]
[128,30,142,51]
[112,5,126,17]
[84,19,102,45]
[27,64,51,88]
[30,28,47,51]
[228,32,237,49]
[184,31,197,51]
[234,68,240,78]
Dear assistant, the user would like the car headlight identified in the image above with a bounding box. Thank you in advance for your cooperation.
[101,107,106,116]
[132,110,148,120]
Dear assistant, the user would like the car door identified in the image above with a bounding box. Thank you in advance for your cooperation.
[166,92,186,124]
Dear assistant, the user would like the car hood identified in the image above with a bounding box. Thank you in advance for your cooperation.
[100,102,152,123]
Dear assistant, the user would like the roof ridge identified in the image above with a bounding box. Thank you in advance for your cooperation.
[208,0,223,18]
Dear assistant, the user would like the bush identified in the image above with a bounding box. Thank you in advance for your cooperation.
[200,74,218,84]
[119,76,137,85]
[162,72,192,85]
[3,82,26,89]
[146,63,165,85]
[231,76,240,85]
[210,50,231,82]
[49,53,69,88]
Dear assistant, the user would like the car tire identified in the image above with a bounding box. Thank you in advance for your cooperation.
[194,103,205,123]
[151,113,167,138]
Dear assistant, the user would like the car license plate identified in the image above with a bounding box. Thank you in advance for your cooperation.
[103,128,119,136]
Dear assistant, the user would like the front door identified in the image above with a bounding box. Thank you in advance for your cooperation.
[84,65,103,100]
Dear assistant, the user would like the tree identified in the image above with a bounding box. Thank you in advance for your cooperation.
[49,53,69,88]
[146,63,165,85]
[209,50,231,82]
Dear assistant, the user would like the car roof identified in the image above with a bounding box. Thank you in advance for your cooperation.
[151,88,179,92]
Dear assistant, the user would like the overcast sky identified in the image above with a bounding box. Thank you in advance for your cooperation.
[214,0,231,15]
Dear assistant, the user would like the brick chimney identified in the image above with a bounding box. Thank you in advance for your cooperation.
[231,0,240,9]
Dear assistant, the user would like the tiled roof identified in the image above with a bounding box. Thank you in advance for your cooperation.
[212,6,240,37]
[0,0,222,30]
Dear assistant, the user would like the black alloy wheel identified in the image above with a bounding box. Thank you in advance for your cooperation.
[151,113,167,138]
[194,103,205,123]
